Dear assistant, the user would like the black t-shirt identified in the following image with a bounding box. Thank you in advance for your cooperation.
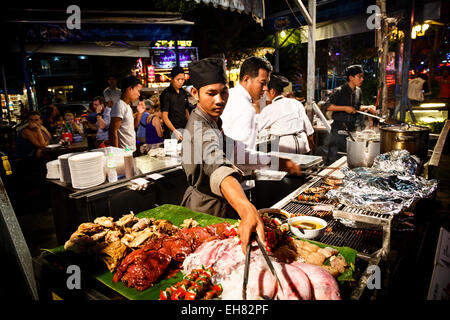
[325,83,362,130]
[160,85,189,132]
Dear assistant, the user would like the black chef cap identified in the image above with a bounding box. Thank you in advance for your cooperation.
[170,66,185,78]
[268,73,290,92]
[188,58,227,89]
[345,65,364,78]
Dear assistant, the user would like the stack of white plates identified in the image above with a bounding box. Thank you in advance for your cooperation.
[68,152,105,189]
[46,160,60,179]
[58,153,77,183]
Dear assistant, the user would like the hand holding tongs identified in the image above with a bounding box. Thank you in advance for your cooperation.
[242,233,285,300]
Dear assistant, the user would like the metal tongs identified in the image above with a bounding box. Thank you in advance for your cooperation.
[302,164,342,177]
[242,233,285,300]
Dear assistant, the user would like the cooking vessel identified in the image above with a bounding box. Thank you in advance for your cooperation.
[380,124,430,161]
[346,136,380,168]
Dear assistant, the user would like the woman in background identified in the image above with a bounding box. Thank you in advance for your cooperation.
[15,111,51,159]
[145,104,164,149]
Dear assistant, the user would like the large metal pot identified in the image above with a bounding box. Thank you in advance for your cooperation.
[346,137,380,168]
[380,124,430,161]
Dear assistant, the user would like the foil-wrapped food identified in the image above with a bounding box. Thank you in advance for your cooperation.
[372,149,420,175]
[326,150,438,215]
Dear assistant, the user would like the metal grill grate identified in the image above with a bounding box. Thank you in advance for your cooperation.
[294,179,338,205]
[281,201,383,255]
[282,201,334,221]
[335,203,392,221]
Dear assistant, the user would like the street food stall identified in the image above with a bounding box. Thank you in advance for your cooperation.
[29,119,448,301]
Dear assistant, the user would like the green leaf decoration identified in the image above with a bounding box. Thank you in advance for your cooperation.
[42,204,357,299]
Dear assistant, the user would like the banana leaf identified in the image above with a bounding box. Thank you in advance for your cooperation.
[42,204,236,300]
[299,239,357,282]
[43,204,357,299]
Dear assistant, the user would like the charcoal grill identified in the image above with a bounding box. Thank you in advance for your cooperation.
[272,158,395,299]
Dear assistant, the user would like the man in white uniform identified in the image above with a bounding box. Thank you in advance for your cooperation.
[258,73,314,154]
[221,57,273,193]
[103,75,122,108]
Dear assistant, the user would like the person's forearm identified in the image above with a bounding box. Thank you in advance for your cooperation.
[109,129,119,147]
[35,129,49,148]
[162,113,176,133]
[220,176,251,215]
[154,119,164,138]
[220,175,266,254]
[134,112,144,129]
[97,116,107,130]
[111,132,118,147]
[327,104,351,112]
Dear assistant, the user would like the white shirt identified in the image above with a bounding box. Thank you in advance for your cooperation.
[221,83,270,190]
[110,99,136,152]
[257,96,314,136]
[408,78,425,101]
[103,87,122,106]
[221,83,257,150]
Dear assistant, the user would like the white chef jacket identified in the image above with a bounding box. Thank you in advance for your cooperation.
[221,83,266,190]
[257,95,314,154]
[407,78,425,101]
[221,83,258,150]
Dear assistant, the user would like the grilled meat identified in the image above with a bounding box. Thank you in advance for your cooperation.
[112,222,233,291]
[113,248,172,291]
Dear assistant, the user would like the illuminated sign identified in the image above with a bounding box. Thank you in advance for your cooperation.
[154,40,193,48]
[148,65,155,82]
[153,48,198,69]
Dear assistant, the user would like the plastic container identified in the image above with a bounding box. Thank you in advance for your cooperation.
[107,153,118,182]
[124,145,135,179]
[90,146,125,175]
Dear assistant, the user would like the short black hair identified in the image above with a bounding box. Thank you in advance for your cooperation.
[93,96,105,105]
[120,76,142,94]
[239,56,273,81]
[170,66,185,78]
[345,65,364,81]
[28,111,41,119]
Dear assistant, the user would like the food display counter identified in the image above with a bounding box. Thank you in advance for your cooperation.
[48,154,187,245]
[48,151,323,246]
[38,133,444,302]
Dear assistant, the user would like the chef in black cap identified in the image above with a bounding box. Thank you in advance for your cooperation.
[181,58,301,254]
[324,64,376,164]
[258,73,314,154]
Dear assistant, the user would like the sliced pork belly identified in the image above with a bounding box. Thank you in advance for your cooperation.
[182,238,237,274]
[292,262,341,300]
[274,262,312,300]
[220,256,278,300]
